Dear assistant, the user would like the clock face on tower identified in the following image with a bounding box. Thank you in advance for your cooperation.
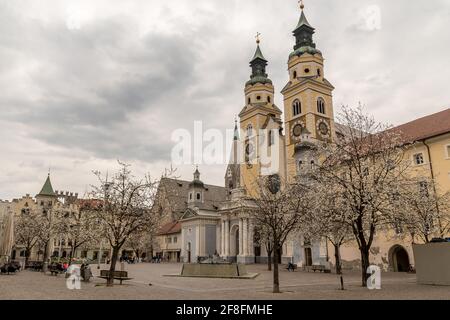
[316,119,330,139]
[290,119,306,143]
[293,124,302,137]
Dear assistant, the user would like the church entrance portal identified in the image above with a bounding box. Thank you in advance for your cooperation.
[389,245,410,272]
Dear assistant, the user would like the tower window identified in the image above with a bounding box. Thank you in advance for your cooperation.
[257,95,261,100]
[304,68,310,74]
[298,160,303,171]
[317,98,325,114]
[293,71,297,79]
[267,96,271,103]
[248,97,251,104]
[292,99,301,116]
[317,69,321,76]
[196,193,201,200]
[189,193,192,200]
[247,124,253,137]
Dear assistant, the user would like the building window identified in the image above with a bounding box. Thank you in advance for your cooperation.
[247,124,253,137]
[256,95,261,101]
[298,160,303,170]
[189,193,192,200]
[167,237,172,244]
[267,96,271,103]
[317,68,321,76]
[310,160,315,169]
[414,153,424,165]
[173,237,177,243]
[293,71,297,79]
[317,98,325,114]
[196,193,201,200]
[268,130,275,147]
[248,97,251,104]
[446,145,450,158]
[419,181,429,197]
[292,100,301,116]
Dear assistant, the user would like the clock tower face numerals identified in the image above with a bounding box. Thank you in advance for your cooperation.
[316,118,330,139]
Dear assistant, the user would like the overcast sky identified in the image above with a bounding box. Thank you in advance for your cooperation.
[1,0,449,200]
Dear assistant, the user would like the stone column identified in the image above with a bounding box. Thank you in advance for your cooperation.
[221,220,225,256]
[243,218,248,256]
[224,219,230,256]
[239,218,243,256]
[248,220,254,256]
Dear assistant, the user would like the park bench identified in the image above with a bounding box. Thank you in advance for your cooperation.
[286,263,298,272]
[311,265,331,273]
[49,264,65,276]
[0,263,19,275]
[99,270,133,285]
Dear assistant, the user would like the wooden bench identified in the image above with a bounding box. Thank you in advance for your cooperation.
[99,270,133,285]
[311,265,331,273]
[286,263,298,272]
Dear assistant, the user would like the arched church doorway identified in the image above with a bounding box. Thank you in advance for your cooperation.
[304,248,312,266]
[389,245,410,272]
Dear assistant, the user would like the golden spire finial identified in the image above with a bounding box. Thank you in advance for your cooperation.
[299,0,305,10]
[255,32,261,44]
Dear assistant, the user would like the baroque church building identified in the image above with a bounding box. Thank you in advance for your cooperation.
[154,5,450,271]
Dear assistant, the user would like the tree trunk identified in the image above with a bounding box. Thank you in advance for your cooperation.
[333,243,342,275]
[272,243,280,293]
[360,246,370,287]
[267,250,272,271]
[69,247,74,266]
[108,246,120,287]
[42,242,49,273]
[25,249,30,266]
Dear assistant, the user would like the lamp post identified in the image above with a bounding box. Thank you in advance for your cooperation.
[98,180,111,269]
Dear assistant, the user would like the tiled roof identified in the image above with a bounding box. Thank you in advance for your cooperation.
[158,221,181,235]
[392,108,450,143]
[157,178,227,214]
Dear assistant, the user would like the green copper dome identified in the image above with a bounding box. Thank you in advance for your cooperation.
[246,43,272,86]
[289,46,322,59]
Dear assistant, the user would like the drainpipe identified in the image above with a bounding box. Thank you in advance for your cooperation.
[423,140,443,237]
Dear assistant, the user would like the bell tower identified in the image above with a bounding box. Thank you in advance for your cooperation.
[281,2,335,181]
[238,34,283,196]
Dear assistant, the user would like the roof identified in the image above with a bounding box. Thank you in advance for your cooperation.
[294,10,313,31]
[392,108,450,143]
[37,175,56,197]
[157,178,228,213]
[251,44,267,62]
[157,221,181,235]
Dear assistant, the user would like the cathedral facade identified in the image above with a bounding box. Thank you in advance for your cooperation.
[173,5,450,271]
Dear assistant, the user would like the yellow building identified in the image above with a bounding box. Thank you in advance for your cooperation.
[223,4,450,270]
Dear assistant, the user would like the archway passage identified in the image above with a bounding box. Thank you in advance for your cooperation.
[390,245,410,272]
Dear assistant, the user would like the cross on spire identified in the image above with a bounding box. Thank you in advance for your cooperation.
[255,32,261,44]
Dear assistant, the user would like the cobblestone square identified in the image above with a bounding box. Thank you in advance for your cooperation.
[1,263,449,300]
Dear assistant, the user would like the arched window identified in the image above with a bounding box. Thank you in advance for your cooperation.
[317,98,325,114]
[196,193,201,200]
[293,71,297,79]
[268,130,275,146]
[247,124,253,137]
[267,96,271,103]
[292,100,301,116]
[298,160,303,170]
[247,97,251,104]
